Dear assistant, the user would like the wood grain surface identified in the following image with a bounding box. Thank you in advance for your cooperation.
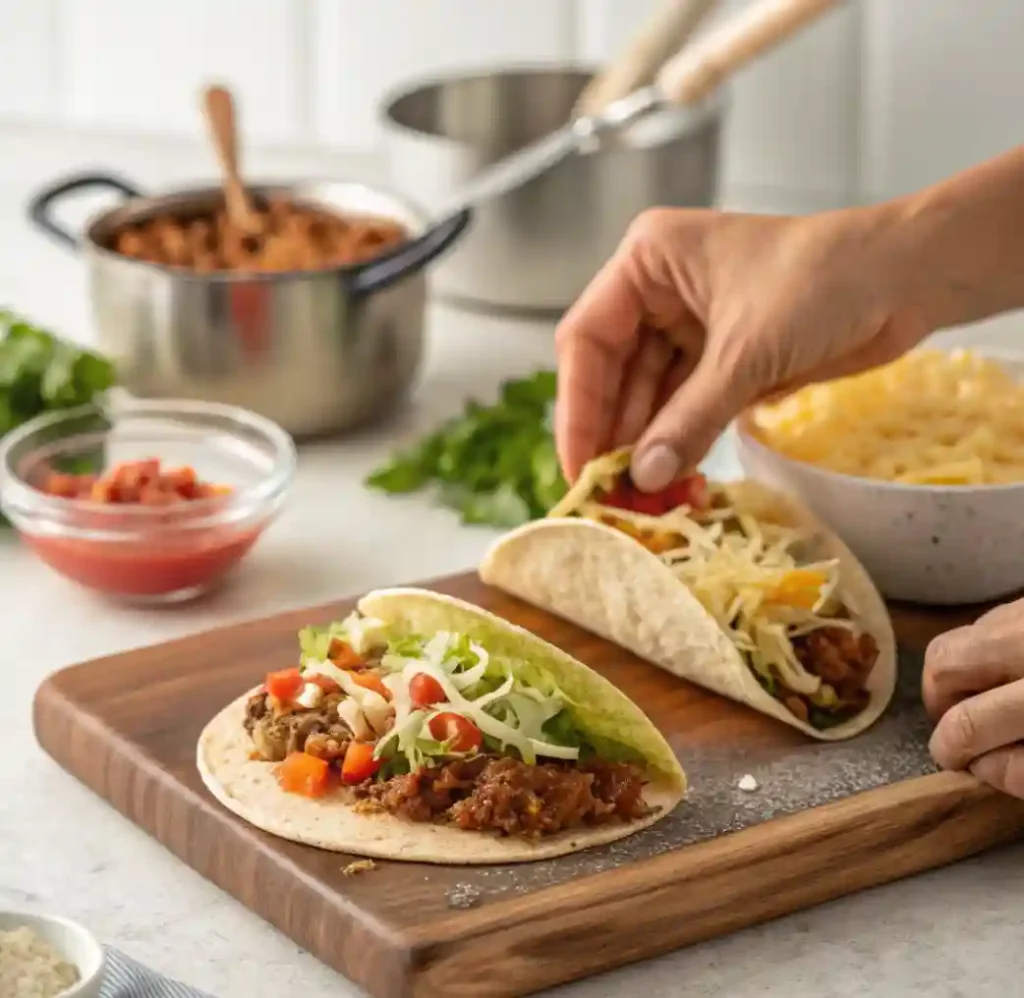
[32,572,1024,998]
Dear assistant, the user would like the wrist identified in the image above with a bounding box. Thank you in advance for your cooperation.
[883,152,1024,333]
[825,198,936,338]
[885,187,967,332]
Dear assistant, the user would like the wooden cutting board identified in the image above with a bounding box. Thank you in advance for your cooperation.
[32,572,1024,998]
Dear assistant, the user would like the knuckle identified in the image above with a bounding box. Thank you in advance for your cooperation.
[951,704,980,758]
[624,208,679,250]
[933,703,979,769]
[923,626,972,680]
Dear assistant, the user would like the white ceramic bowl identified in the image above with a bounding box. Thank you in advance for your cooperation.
[735,353,1024,606]
[0,910,105,997]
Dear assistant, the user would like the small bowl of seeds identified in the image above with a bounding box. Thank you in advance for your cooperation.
[0,910,105,997]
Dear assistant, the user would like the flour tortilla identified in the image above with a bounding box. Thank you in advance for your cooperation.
[197,588,685,864]
[479,466,897,742]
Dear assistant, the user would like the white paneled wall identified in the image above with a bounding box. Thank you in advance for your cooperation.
[313,0,576,149]
[861,0,1024,199]
[2,0,1023,208]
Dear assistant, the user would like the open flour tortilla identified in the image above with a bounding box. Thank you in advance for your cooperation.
[480,477,897,742]
[197,588,685,865]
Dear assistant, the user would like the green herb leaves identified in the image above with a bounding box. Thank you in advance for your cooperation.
[0,310,116,437]
[365,370,568,527]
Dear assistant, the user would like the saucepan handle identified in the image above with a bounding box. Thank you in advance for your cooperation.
[656,0,842,106]
[27,172,144,251]
[348,208,472,298]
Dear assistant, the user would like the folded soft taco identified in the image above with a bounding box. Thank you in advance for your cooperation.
[479,449,897,741]
[197,588,685,864]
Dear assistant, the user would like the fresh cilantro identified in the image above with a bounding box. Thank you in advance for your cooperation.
[0,311,115,426]
[0,310,117,527]
[364,369,568,528]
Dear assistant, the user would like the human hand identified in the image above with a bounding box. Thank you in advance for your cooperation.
[923,599,1024,798]
[553,205,930,490]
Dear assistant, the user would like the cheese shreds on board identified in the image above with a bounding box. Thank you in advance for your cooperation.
[581,498,855,699]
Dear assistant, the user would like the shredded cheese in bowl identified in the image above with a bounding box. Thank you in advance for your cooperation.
[0,926,81,998]
[748,348,1024,485]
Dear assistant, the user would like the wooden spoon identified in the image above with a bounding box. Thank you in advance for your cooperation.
[201,83,262,236]
[575,0,721,117]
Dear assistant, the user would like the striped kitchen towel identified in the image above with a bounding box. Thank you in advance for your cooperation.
[100,947,214,998]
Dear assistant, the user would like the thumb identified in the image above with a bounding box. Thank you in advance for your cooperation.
[631,351,754,491]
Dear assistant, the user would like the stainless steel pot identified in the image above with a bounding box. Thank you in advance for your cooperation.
[382,68,723,314]
[28,174,467,439]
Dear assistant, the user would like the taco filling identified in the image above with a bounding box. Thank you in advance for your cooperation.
[243,612,654,837]
[550,458,879,730]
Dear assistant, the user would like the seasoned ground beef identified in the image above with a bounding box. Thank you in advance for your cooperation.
[796,627,879,696]
[357,755,650,837]
[782,626,879,725]
[244,691,350,762]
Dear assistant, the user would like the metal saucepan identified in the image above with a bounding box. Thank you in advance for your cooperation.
[27,175,467,438]
[382,69,723,314]
[381,0,840,313]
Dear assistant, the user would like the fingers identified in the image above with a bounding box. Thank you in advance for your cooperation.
[631,351,756,491]
[922,621,1024,721]
[554,254,645,481]
[970,745,1024,799]
[929,678,1024,772]
[609,332,677,450]
[554,208,698,482]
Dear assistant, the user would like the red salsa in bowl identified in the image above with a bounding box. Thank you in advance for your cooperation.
[0,398,295,603]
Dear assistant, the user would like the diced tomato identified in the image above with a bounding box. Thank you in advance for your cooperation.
[602,471,709,516]
[628,489,670,516]
[138,485,179,506]
[351,672,391,700]
[111,459,160,492]
[601,482,668,516]
[43,472,83,499]
[265,667,303,702]
[34,458,230,509]
[328,639,365,670]
[163,466,199,499]
[275,751,331,797]
[428,712,483,753]
[90,479,118,503]
[409,673,446,708]
[660,472,709,512]
[309,674,341,695]
[341,742,381,784]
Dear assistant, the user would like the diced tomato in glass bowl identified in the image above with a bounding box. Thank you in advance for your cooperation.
[0,397,296,604]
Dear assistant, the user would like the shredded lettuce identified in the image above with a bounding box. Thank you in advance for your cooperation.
[299,612,391,663]
[297,613,618,773]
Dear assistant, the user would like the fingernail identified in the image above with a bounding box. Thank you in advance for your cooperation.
[632,444,679,492]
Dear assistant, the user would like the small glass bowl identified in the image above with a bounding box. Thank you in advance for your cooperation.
[0,395,296,604]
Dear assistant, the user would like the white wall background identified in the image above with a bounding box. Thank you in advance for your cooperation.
[1,0,1022,214]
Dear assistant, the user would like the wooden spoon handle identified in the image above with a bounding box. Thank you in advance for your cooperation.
[202,83,253,225]
[656,0,842,106]
[576,0,721,117]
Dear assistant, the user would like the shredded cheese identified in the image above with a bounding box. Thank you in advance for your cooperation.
[581,496,855,698]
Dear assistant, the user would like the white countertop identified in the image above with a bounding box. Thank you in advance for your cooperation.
[1,124,1022,998]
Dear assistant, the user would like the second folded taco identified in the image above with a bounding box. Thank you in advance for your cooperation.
[479,449,897,741]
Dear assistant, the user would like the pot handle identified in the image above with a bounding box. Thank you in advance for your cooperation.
[349,208,472,297]
[28,173,144,251]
